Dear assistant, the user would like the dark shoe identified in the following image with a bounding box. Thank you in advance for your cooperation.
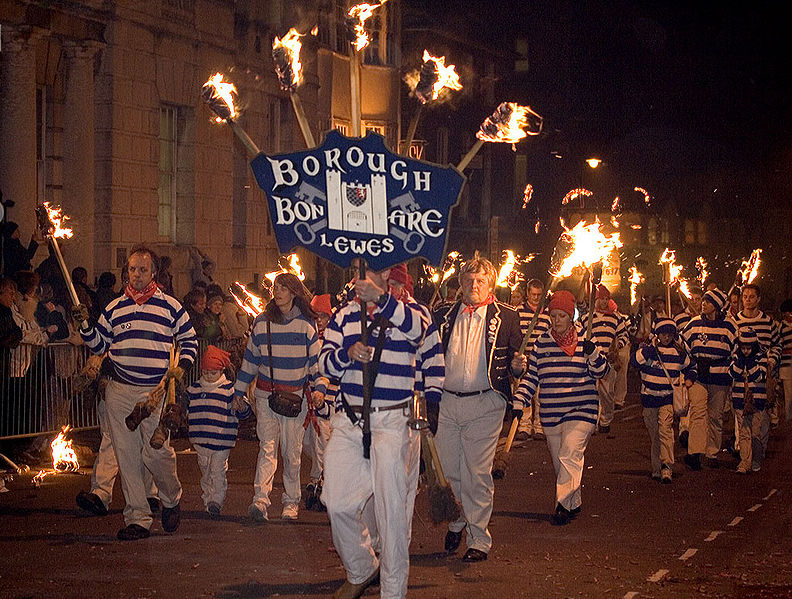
[76,491,108,516]
[705,456,720,469]
[569,505,581,519]
[462,548,488,562]
[161,503,181,533]
[207,502,221,516]
[679,430,689,449]
[304,484,317,511]
[445,529,463,554]
[533,431,546,441]
[551,504,571,526]
[117,523,150,541]
[333,567,380,599]
[598,424,610,434]
[684,453,702,471]
[147,497,160,513]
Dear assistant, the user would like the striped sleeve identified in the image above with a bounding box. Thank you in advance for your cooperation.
[414,320,445,404]
[234,316,263,396]
[172,303,198,365]
[781,322,792,369]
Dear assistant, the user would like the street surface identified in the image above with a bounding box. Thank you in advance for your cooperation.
[2,385,792,599]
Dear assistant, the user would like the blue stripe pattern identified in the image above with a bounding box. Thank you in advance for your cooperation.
[514,324,609,427]
[633,344,696,408]
[320,293,429,407]
[81,290,197,385]
[578,312,628,352]
[734,311,782,364]
[780,321,792,369]
[680,316,737,385]
[729,354,767,410]
[517,305,551,349]
[188,377,251,451]
[415,321,445,404]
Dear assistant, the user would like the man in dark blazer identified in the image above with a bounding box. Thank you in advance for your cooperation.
[433,255,526,562]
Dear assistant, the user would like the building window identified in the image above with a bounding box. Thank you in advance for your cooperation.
[648,217,658,245]
[684,219,695,245]
[158,106,177,239]
[331,119,350,136]
[697,220,707,245]
[363,122,386,137]
[158,105,195,243]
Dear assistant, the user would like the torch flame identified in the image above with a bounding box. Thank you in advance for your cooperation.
[521,184,534,209]
[552,219,623,279]
[51,426,80,472]
[628,265,644,305]
[496,250,518,288]
[348,2,388,51]
[42,202,73,239]
[658,248,690,298]
[610,215,620,228]
[634,186,651,205]
[414,50,463,103]
[232,282,264,317]
[738,249,762,285]
[562,188,593,205]
[264,253,307,287]
[477,102,543,144]
[272,28,305,91]
[201,72,238,122]
[534,220,541,234]
[611,196,620,211]
[696,256,709,286]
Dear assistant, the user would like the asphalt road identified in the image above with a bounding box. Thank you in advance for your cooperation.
[2,388,792,599]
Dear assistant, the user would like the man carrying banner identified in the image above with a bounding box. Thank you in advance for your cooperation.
[319,264,430,599]
[433,256,526,561]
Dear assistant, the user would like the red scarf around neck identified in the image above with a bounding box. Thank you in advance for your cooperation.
[462,293,495,316]
[125,279,159,305]
[551,325,578,357]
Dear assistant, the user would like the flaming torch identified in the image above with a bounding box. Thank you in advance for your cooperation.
[562,188,593,206]
[32,426,80,486]
[231,282,265,318]
[736,249,762,286]
[426,251,461,307]
[457,102,543,171]
[201,72,260,156]
[273,28,316,148]
[521,184,534,209]
[696,256,709,287]
[628,265,644,307]
[634,186,651,205]
[34,202,87,329]
[659,248,688,315]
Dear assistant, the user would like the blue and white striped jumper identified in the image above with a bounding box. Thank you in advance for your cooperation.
[414,319,445,404]
[320,293,430,408]
[578,311,628,352]
[633,344,696,408]
[680,316,737,386]
[81,289,198,383]
[233,306,322,397]
[781,321,792,371]
[188,376,252,450]
[517,303,552,348]
[734,311,782,366]
[674,311,695,333]
[514,323,610,428]
[729,353,768,411]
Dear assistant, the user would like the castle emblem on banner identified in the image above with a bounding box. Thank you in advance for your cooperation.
[327,173,388,235]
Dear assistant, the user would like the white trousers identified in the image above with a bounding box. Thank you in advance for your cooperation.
[104,381,182,528]
[323,408,418,599]
[597,368,617,427]
[614,345,631,407]
[687,382,729,457]
[735,408,770,470]
[252,389,307,510]
[544,419,595,511]
[91,399,156,508]
[303,414,332,483]
[642,405,674,476]
[435,390,505,553]
[195,445,231,507]
[518,387,543,435]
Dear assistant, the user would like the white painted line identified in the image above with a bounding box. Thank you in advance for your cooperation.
[763,489,777,501]
[623,592,639,599]
[679,548,698,561]
[727,516,743,527]
[622,414,639,422]
[704,530,723,542]
[647,569,669,583]
[747,503,762,512]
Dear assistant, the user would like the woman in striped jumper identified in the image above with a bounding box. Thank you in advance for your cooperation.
[514,290,609,525]
[729,328,769,473]
[633,318,696,483]
[234,273,326,522]
[187,345,251,516]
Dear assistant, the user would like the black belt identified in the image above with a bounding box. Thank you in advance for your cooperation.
[349,399,410,414]
[445,389,491,397]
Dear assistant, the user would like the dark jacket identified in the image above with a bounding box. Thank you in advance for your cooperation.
[2,238,39,278]
[0,304,23,349]
[434,300,524,401]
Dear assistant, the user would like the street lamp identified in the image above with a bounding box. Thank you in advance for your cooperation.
[586,157,601,169]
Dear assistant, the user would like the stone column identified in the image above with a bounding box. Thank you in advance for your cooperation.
[62,41,103,279]
[0,26,43,239]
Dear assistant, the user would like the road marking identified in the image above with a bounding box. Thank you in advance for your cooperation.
[679,548,698,561]
[747,503,762,512]
[727,516,743,527]
[763,489,777,501]
[623,592,639,599]
[647,569,669,583]
[704,530,723,542]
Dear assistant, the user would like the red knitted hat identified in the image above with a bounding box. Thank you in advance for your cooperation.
[596,284,611,300]
[310,293,333,316]
[202,345,231,372]
[388,263,409,285]
[548,290,576,318]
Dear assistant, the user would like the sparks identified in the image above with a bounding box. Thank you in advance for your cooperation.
[696,256,709,286]
[348,1,388,51]
[477,102,543,144]
[272,28,305,91]
[413,50,462,103]
[738,249,762,285]
[535,220,541,234]
[201,72,238,122]
[634,186,651,205]
[628,265,644,305]
[42,202,73,239]
[562,188,593,205]
[611,196,620,212]
[521,184,534,209]
[552,219,623,279]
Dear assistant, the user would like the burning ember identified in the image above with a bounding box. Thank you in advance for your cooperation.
[201,72,238,122]
[634,186,651,205]
[231,282,264,317]
[562,188,593,205]
[521,184,534,209]
[610,215,620,228]
[535,220,541,234]
[273,28,305,92]
[41,202,73,239]
[33,426,80,485]
[348,2,388,51]
[477,102,543,144]
[414,50,462,103]
[696,256,709,286]
[611,196,620,212]
[552,219,623,279]
[737,249,762,285]
[628,265,644,305]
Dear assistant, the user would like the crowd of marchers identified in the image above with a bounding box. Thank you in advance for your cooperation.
[2,230,791,599]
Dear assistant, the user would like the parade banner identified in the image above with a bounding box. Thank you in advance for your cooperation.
[250,130,465,271]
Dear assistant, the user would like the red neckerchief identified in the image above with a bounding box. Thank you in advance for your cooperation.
[462,294,495,317]
[357,293,389,317]
[124,279,159,305]
[551,325,578,357]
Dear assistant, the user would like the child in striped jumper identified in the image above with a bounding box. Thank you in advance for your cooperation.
[729,328,769,473]
[633,318,696,483]
[188,345,251,516]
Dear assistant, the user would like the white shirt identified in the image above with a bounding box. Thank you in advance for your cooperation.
[444,304,490,393]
